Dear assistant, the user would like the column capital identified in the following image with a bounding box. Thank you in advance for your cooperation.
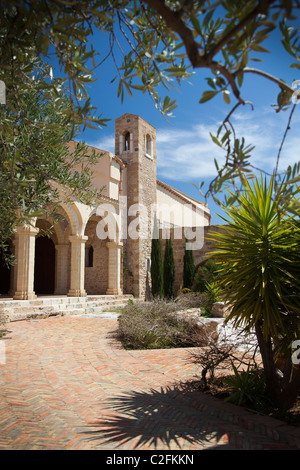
[14,224,39,237]
[69,235,88,243]
[106,240,123,249]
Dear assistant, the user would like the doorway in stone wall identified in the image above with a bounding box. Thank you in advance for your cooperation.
[34,236,55,295]
[0,245,11,296]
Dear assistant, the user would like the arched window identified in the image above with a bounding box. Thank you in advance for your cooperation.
[124,132,130,151]
[85,245,94,268]
[119,131,132,153]
[145,134,153,159]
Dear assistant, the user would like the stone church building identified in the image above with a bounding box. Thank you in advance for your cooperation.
[0,114,211,302]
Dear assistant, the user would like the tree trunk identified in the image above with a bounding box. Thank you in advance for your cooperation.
[279,367,300,411]
[255,323,279,398]
[255,323,300,411]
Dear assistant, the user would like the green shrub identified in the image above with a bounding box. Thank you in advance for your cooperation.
[193,260,220,293]
[150,219,164,298]
[181,287,191,295]
[163,237,175,299]
[202,280,223,316]
[183,244,195,289]
[224,363,269,411]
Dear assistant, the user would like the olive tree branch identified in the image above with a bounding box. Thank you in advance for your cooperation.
[237,67,294,94]
[141,0,203,68]
[140,0,283,104]
[205,0,276,62]
[275,102,297,178]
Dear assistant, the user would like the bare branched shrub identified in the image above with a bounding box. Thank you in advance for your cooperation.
[0,310,8,338]
[117,299,203,350]
[175,291,208,310]
[189,329,261,392]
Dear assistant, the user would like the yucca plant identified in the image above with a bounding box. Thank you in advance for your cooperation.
[208,174,300,411]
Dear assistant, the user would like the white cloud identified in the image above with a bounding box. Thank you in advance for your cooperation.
[156,123,225,181]
[88,135,115,153]
[157,107,300,181]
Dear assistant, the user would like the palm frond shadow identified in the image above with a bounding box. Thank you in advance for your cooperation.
[84,384,229,450]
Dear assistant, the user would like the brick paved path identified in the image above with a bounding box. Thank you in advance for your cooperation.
[0,316,299,450]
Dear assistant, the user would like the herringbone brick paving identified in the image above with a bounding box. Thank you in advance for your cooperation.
[0,316,299,450]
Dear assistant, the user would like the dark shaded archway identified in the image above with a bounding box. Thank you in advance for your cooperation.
[34,236,55,295]
[0,246,11,295]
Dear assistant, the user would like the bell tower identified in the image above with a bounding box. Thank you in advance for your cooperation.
[115,114,157,298]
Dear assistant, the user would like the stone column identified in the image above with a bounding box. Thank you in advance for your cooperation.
[54,244,69,295]
[106,240,123,295]
[67,235,88,297]
[13,224,39,300]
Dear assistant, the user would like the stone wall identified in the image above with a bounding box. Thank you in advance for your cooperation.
[160,224,227,295]
[84,218,108,295]
[115,114,157,298]
[193,224,227,268]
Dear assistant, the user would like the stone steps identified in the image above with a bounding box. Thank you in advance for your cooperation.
[0,295,134,322]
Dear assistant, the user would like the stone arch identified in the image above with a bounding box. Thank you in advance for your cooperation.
[81,204,123,295]
[34,235,55,295]
[124,131,131,151]
[84,204,121,243]
[58,201,83,237]
[119,130,133,154]
[35,218,58,244]
[84,214,109,294]
[145,133,153,158]
[32,203,82,297]
[34,219,58,295]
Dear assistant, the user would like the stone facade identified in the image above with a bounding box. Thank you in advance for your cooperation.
[84,217,109,295]
[115,114,157,298]
[159,224,227,293]
[0,114,211,300]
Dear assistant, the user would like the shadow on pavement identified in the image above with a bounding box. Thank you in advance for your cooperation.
[84,384,233,450]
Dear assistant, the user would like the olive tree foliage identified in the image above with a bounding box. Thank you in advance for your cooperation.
[1,0,300,256]
[0,76,101,260]
[0,1,109,260]
[95,0,300,200]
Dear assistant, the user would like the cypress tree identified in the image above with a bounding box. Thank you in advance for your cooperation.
[150,215,164,298]
[163,237,175,299]
[183,242,195,289]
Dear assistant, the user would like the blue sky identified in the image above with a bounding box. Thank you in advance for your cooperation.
[74,16,300,225]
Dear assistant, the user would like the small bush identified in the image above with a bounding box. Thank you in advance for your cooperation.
[183,245,195,289]
[224,363,269,411]
[117,299,202,350]
[0,312,7,338]
[150,217,164,298]
[163,237,175,299]
[193,260,220,293]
